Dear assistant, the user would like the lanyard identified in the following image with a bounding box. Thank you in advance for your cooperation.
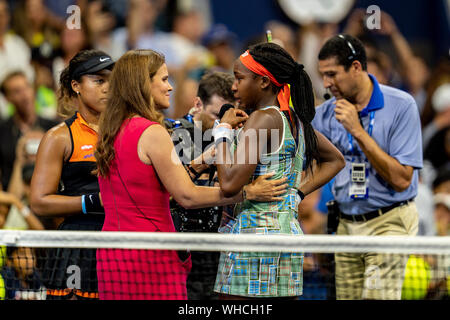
[347,111,375,162]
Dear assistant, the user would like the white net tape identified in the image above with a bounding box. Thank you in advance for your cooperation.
[1,230,449,254]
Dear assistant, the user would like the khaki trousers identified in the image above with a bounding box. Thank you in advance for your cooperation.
[335,201,419,300]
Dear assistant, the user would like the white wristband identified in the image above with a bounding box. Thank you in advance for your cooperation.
[20,206,31,218]
[212,126,234,143]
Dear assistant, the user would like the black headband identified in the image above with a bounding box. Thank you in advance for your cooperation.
[72,55,115,79]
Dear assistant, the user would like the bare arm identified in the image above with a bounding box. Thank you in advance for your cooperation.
[216,109,277,197]
[30,125,85,217]
[7,142,26,199]
[353,129,414,192]
[299,130,345,196]
[188,146,288,202]
[378,12,415,65]
[8,131,45,198]
[0,191,45,230]
[140,124,243,209]
[378,11,428,94]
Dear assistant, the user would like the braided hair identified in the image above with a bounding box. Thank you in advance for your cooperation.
[248,42,320,170]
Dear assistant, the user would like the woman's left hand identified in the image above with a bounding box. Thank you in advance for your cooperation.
[221,109,249,129]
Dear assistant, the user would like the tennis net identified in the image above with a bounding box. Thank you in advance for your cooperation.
[0,230,448,300]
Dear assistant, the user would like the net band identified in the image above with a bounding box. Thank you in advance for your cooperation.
[1,230,449,254]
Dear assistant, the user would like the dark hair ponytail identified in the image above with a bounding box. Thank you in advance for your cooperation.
[248,42,320,170]
[57,49,109,118]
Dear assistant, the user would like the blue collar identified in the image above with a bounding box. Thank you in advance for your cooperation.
[360,74,384,117]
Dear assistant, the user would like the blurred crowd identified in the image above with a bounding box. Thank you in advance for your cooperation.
[0,0,449,299]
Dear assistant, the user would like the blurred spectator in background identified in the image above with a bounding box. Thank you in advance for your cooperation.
[0,246,46,300]
[83,0,213,119]
[11,0,65,120]
[0,130,46,231]
[52,26,91,87]
[12,0,64,65]
[3,129,62,231]
[7,130,43,199]
[421,56,450,127]
[432,167,450,236]
[84,0,120,60]
[415,175,438,236]
[365,47,392,86]
[265,20,298,60]
[43,0,76,19]
[0,189,45,231]
[423,125,450,188]
[170,23,237,123]
[376,11,430,114]
[421,167,450,299]
[297,22,339,103]
[0,0,34,119]
[343,9,430,113]
[171,7,206,48]
[298,189,327,235]
[422,83,450,151]
[80,0,128,29]
[0,71,58,192]
[201,24,237,73]
[155,6,210,118]
[340,11,395,87]
[135,0,207,71]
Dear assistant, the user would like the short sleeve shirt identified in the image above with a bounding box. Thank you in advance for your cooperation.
[312,74,423,215]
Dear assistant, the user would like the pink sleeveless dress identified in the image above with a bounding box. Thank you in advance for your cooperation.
[96,117,191,300]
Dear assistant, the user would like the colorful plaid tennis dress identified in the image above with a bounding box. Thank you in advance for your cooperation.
[214,106,305,298]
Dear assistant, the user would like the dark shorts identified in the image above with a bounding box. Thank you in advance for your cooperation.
[39,215,104,300]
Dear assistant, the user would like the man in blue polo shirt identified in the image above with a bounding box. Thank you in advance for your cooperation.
[312,34,422,300]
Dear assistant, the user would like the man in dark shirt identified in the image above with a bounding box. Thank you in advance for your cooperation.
[0,71,58,191]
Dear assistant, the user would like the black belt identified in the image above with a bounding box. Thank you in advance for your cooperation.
[339,198,414,222]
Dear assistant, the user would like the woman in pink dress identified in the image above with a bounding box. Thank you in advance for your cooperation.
[94,50,281,300]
